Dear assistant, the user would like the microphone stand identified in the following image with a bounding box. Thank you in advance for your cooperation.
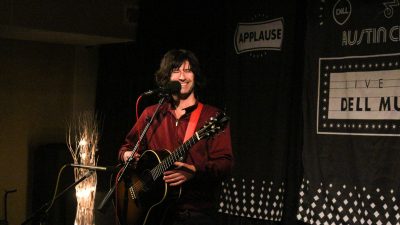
[97,95,167,213]
[21,170,94,225]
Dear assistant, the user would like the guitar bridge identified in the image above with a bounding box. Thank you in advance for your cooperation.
[129,186,136,200]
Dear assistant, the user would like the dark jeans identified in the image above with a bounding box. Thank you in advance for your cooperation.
[164,209,217,225]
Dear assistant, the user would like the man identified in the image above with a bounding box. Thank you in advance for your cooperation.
[118,49,233,225]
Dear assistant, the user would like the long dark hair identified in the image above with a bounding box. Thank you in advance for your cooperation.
[154,49,205,96]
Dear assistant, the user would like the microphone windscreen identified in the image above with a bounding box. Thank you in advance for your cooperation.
[165,81,181,94]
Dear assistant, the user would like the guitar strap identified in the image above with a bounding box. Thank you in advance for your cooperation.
[183,102,203,142]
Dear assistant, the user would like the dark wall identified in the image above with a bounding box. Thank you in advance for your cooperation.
[29,144,75,225]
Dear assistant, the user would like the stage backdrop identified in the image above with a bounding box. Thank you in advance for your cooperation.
[95,0,305,224]
[298,0,400,224]
[217,1,304,224]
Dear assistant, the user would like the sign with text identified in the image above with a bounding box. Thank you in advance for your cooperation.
[234,18,284,54]
[317,53,400,136]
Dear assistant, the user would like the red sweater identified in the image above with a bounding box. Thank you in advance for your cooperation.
[118,101,234,212]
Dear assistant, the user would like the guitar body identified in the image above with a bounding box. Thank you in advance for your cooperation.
[116,149,181,225]
[116,113,229,225]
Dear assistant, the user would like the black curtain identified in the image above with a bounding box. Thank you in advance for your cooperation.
[95,0,229,190]
[95,1,305,224]
[298,0,400,224]
[218,1,305,224]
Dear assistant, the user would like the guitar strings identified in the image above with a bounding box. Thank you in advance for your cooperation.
[128,121,214,197]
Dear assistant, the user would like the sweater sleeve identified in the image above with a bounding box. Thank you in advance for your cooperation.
[193,122,234,182]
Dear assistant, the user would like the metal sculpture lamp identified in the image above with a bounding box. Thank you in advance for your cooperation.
[67,113,99,225]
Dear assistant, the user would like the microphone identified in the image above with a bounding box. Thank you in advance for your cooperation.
[70,164,118,172]
[142,81,181,96]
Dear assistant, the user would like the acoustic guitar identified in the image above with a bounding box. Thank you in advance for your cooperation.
[116,113,229,225]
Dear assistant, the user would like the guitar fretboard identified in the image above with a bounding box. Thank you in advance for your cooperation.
[150,134,200,180]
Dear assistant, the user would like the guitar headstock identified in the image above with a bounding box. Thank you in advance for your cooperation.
[197,112,230,140]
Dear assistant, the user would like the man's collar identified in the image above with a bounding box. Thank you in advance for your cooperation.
[167,101,200,114]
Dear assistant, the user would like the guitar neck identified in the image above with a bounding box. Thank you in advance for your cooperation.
[150,134,201,180]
